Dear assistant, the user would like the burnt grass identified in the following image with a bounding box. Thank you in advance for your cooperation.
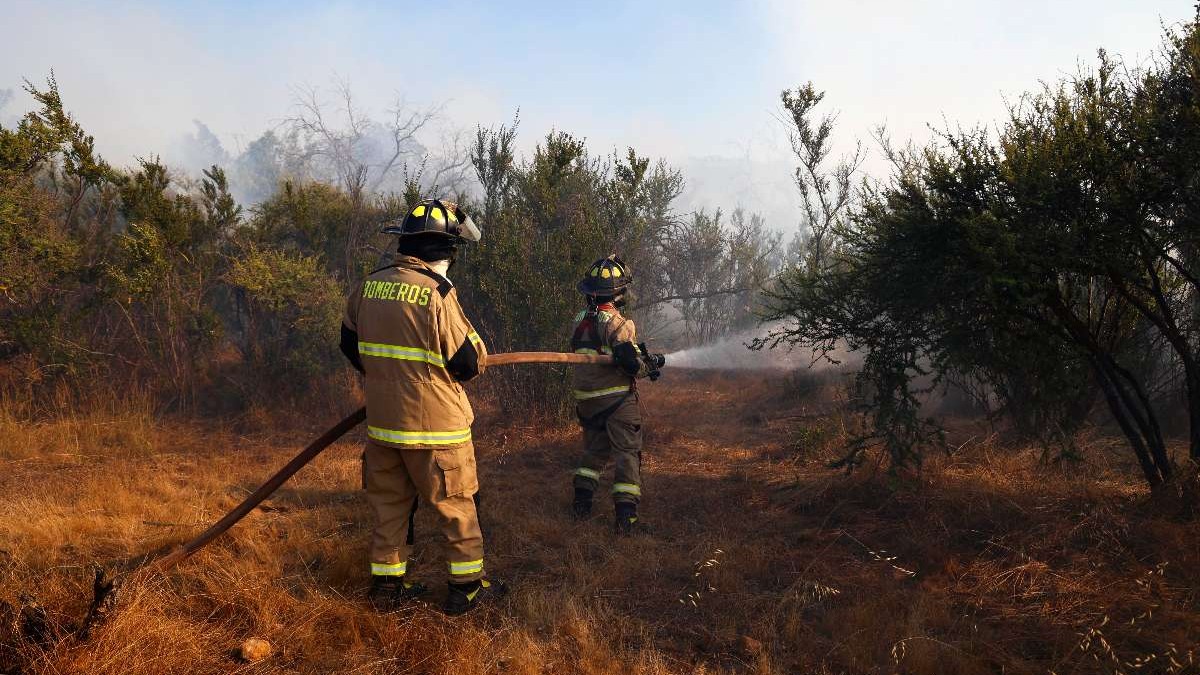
[1,370,1198,674]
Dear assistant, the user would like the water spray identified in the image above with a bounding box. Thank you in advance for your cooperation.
[661,329,811,371]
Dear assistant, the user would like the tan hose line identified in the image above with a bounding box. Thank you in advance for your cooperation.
[146,352,609,574]
[486,352,614,366]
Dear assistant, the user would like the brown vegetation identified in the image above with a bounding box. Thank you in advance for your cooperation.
[2,371,1197,674]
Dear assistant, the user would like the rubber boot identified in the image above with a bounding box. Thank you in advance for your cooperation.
[368,576,427,610]
[443,578,508,616]
[614,501,639,535]
[572,487,594,520]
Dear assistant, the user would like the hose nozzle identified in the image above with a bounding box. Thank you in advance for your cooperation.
[638,343,666,381]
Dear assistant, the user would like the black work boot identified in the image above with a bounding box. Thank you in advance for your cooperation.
[443,578,508,616]
[614,501,639,535]
[572,487,594,520]
[368,576,428,610]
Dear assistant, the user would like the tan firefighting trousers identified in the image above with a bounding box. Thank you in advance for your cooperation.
[364,440,484,582]
[572,394,642,504]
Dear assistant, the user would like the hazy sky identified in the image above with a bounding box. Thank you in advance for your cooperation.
[2,1,1194,231]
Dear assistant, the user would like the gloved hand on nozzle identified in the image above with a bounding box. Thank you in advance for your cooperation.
[613,342,667,380]
[613,342,642,376]
[638,342,666,381]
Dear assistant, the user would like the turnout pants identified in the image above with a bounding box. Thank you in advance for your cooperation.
[364,440,485,582]
[573,394,643,504]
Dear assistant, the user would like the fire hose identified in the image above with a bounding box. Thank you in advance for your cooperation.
[149,352,620,573]
[69,351,665,637]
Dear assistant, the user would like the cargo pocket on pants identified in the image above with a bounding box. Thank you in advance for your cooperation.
[435,446,478,498]
[435,448,464,498]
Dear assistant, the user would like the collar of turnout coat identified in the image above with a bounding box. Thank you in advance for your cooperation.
[388,255,453,287]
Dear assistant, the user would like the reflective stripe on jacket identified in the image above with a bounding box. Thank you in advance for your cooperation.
[570,307,639,402]
[343,256,487,450]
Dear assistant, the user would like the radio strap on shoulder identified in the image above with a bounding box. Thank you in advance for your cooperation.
[571,307,605,352]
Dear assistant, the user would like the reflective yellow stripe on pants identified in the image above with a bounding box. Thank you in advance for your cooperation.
[612,483,641,496]
[371,561,407,576]
[449,558,484,576]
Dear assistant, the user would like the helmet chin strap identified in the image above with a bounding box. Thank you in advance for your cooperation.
[587,292,626,308]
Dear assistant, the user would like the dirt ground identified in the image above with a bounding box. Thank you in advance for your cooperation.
[1,370,1198,674]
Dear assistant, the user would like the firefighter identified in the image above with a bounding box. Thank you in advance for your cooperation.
[569,254,665,534]
[341,199,505,615]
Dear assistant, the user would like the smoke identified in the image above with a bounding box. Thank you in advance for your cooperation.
[172,120,230,173]
[663,327,844,371]
[0,88,13,123]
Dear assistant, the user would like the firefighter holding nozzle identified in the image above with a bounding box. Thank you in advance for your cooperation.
[568,254,666,534]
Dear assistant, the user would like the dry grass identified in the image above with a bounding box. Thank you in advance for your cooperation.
[1,371,1198,674]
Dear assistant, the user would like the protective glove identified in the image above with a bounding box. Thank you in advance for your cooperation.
[612,341,641,376]
[638,342,666,381]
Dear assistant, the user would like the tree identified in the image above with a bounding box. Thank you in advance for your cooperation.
[226,245,343,388]
[0,75,115,380]
[279,79,478,282]
[758,14,1200,487]
[780,83,862,274]
[459,123,695,413]
[660,208,780,343]
[105,158,237,403]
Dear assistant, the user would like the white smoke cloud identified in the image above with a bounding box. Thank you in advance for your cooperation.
[2,0,1192,231]
[664,325,857,372]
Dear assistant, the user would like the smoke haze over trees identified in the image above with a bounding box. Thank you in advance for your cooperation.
[759,11,1200,490]
[0,76,777,417]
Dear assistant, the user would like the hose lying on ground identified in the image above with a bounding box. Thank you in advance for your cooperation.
[148,352,612,573]
[73,352,616,638]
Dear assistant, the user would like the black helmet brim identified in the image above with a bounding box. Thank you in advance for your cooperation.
[577,277,631,296]
[380,200,482,242]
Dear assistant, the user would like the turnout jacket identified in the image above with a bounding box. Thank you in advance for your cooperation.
[342,255,487,450]
[570,304,649,401]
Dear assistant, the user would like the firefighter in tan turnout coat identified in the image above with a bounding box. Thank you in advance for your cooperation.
[570,254,666,533]
[341,199,505,615]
